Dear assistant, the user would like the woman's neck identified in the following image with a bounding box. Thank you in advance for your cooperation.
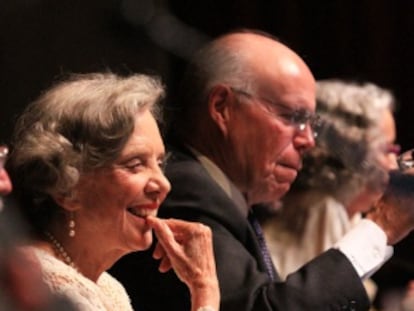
[42,228,123,282]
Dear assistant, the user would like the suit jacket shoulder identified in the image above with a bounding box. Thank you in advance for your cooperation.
[110,144,370,311]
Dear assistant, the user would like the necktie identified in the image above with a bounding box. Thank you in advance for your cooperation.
[248,211,276,281]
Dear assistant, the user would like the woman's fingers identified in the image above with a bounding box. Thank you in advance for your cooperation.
[147,216,220,309]
[147,216,177,253]
[158,256,172,273]
[152,241,165,260]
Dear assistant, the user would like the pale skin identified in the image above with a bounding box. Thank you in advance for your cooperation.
[352,109,414,245]
[148,216,220,311]
[377,109,399,171]
[35,109,219,311]
[188,33,316,206]
[188,32,414,248]
[367,170,414,245]
[346,109,398,218]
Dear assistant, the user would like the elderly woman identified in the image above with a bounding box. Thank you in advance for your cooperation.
[262,80,398,303]
[7,73,219,311]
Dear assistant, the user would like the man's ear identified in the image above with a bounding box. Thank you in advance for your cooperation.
[208,85,236,136]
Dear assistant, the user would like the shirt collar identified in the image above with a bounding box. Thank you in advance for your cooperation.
[188,146,250,218]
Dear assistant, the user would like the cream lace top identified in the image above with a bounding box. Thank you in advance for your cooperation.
[28,247,133,311]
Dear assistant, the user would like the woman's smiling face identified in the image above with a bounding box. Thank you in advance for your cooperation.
[73,109,171,253]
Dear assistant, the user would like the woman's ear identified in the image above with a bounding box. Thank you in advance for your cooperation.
[53,192,80,212]
[208,85,236,136]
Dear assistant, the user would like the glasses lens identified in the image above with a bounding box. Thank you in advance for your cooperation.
[398,148,414,171]
[295,113,322,138]
[310,115,323,138]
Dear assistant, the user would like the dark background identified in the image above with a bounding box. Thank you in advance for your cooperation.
[1,0,414,307]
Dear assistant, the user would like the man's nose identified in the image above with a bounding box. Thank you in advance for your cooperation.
[294,123,316,153]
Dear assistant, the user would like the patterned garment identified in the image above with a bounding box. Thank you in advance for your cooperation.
[27,247,133,311]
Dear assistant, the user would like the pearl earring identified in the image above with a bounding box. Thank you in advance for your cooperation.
[68,212,76,238]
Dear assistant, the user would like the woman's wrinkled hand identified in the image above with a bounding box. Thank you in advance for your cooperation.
[146,216,219,311]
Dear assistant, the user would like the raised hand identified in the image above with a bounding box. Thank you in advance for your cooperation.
[367,170,414,245]
[146,216,219,311]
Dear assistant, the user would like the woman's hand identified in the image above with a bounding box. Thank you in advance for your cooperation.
[146,216,219,311]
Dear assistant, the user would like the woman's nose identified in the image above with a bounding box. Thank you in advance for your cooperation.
[145,168,171,200]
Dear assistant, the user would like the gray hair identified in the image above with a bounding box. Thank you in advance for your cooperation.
[170,30,275,134]
[294,79,395,203]
[8,73,164,232]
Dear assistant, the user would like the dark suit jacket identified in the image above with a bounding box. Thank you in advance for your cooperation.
[110,143,370,311]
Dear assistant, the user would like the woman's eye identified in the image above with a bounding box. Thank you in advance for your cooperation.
[158,159,169,172]
[125,160,144,170]
[158,153,171,172]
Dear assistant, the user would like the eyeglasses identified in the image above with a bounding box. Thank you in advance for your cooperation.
[398,148,414,171]
[231,88,322,137]
[0,146,8,169]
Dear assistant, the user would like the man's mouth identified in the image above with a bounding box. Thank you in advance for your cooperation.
[273,163,300,183]
[280,161,302,172]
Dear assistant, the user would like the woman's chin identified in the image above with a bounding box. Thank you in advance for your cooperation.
[127,231,153,252]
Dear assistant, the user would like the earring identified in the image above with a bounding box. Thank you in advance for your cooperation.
[68,212,76,238]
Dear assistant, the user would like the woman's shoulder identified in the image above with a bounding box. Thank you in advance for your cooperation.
[98,272,133,310]
[21,246,133,310]
[98,271,127,292]
[24,247,89,293]
[22,246,129,310]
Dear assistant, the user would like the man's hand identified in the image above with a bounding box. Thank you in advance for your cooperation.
[367,170,414,244]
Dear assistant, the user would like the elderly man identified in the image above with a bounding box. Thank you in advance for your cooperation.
[110,30,414,311]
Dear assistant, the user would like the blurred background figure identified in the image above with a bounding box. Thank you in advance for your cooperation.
[381,148,414,311]
[0,146,12,200]
[261,80,398,305]
[401,280,414,311]
[1,145,77,310]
